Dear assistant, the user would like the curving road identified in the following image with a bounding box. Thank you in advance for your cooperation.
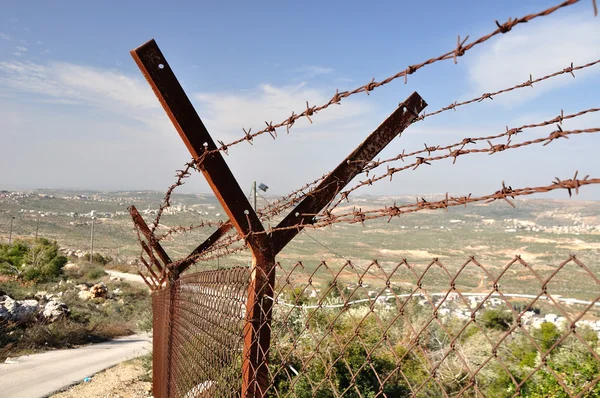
[0,333,151,398]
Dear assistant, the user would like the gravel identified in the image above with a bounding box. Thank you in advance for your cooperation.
[51,359,152,398]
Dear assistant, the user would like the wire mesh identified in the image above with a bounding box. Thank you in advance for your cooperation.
[153,267,250,397]
[153,255,600,397]
[262,255,600,397]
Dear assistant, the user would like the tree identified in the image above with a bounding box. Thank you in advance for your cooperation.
[480,309,513,331]
[533,322,561,352]
[20,239,67,282]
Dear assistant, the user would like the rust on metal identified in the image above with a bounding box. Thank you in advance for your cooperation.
[130,39,275,397]
[140,240,168,282]
[130,40,269,255]
[174,221,233,275]
[271,92,427,254]
[140,255,162,284]
[129,206,170,271]
[137,270,155,290]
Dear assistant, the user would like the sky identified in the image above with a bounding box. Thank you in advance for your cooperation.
[1,0,599,200]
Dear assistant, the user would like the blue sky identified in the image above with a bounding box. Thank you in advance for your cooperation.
[1,0,599,200]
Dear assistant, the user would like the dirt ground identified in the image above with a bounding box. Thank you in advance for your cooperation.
[51,358,152,398]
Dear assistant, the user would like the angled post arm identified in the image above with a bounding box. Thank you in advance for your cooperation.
[131,39,275,398]
[271,92,427,254]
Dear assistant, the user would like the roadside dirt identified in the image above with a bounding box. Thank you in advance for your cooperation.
[51,358,152,398]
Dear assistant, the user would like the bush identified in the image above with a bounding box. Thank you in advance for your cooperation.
[0,242,29,269]
[139,352,153,383]
[84,265,107,281]
[15,239,67,283]
[480,309,513,331]
[82,253,112,265]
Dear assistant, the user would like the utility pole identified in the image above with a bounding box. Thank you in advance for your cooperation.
[8,216,15,245]
[90,216,95,264]
[35,212,40,240]
[252,181,257,211]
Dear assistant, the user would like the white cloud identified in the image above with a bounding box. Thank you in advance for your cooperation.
[467,14,600,104]
[194,83,373,142]
[0,32,9,40]
[13,52,22,57]
[0,60,171,134]
[0,57,381,193]
[294,65,334,78]
[16,46,27,52]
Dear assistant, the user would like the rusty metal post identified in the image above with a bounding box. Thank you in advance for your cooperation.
[130,38,426,398]
[131,39,275,397]
[242,247,275,397]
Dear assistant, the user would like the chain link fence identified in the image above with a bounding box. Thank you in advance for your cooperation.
[153,267,250,397]
[152,255,600,397]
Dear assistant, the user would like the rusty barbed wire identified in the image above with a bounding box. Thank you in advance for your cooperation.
[323,113,600,212]
[149,161,196,235]
[148,0,590,232]
[214,0,586,154]
[132,0,599,277]
[154,220,226,242]
[416,58,600,121]
[161,171,599,267]
[310,172,598,228]
[254,58,600,220]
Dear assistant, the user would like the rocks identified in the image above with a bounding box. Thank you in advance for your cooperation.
[78,283,108,300]
[34,291,57,301]
[90,283,108,299]
[76,284,90,291]
[42,300,69,322]
[0,295,39,324]
[34,291,49,300]
[57,280,74,288]
[1,294,69,324]
[63,262,80,271]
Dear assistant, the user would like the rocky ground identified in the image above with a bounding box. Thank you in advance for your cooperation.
[51,357,152,398]
[0,280,110,326]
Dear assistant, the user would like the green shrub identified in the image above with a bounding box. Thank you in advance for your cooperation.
[480,309,513,331]
[18,239,67,283]
[0,242,29,270]
[84,265,107,281]
[82,253,112,265]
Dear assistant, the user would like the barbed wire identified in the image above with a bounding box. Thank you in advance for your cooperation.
[154,219,226,242]
[415,58,600,121]
[166,171,598,269]
[255,58,600,219]
[323,111,600,212]
[214,0,587,154]
[147,0,591,232]
[133,0,599,271]
[311,172,598,228]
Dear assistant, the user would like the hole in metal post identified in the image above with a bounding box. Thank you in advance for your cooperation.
[158,64,165,69]
[244,210,250,215]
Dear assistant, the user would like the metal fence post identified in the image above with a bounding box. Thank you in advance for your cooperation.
[242,249,276,397]
[130,39,426,398]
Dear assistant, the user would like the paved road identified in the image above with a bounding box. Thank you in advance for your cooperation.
[0,333,152,398]
[105,270,146,285]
